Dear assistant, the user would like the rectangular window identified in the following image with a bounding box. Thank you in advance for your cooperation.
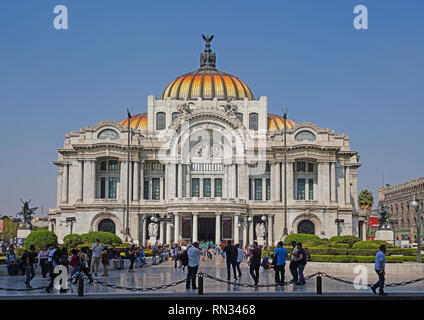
[143,179,149,200]
[296,162,306,172]
[192,178,200,197]
[249,178,252,200]
[100,177,106,198]
[309,179,314,200]
[308,163,314,172]
[297,179,305,200]
[254,179,262,200]
[214,178,222,197]
[266,178,271,200]
[152,178,160,200]
[100,161,107,171]
[203,178,211,197]
[108,177,117,199]
[108,160,118,171]
[182,217,192,239]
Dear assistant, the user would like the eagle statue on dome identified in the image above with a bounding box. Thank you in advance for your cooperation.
[202,34,214,47]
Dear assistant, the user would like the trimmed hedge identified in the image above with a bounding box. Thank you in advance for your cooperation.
[310,255,411,263]
[329,235,360,246]
[284,233,321,245]
[23,230,58,251]
[80,231,122,245]
[352,240,393,249]
[63,234,83,249]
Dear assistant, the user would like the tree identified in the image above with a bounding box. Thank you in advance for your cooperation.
[359,189,374,214]
[0,218,19,243]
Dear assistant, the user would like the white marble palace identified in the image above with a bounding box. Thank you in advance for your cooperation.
[49,36,364,246]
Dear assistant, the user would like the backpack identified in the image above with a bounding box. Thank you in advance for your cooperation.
[181,250,189,266]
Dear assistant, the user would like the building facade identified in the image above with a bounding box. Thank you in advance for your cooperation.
[379,177,424,242]
[49,37,363,245]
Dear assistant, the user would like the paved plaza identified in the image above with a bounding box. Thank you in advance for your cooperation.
[1,256,424,298]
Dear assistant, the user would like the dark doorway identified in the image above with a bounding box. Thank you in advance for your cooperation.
[297,220,315,234]
[98,219,116,234]
[198,218,215,242]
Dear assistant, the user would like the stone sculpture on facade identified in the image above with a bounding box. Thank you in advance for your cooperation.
[148,222,159,245]
[255,222,266,246]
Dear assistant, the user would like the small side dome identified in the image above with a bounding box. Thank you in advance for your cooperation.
[119,113,147,131]
[267,114,295,132]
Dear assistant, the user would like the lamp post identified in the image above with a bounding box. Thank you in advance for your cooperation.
[125,108,132,242]
[410,196,422,263]
[282,109,288,236]
[389,219,398,246]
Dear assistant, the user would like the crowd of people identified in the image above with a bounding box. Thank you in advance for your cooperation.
[1,239,388,295]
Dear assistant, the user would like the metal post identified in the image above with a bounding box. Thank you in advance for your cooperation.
[417,202,422,263]
[126,108,132,240]
[78,276,84,296]
[283,110,288,236]
[198,275,203,295]
[316,275,322,294]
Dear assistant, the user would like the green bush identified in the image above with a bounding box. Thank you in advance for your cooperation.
[308,248,349,255]
[80,231,122,245]
[63,234,83,248]
[284,233,321,245]
[352,240,393,249]
[23,230,58,251]
[310,255,407,263]
[329,235,360,247]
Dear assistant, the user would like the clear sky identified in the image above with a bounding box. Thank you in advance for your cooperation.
[0,1,423,215]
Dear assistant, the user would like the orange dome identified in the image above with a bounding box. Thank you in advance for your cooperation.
[267,114,296,132]
[119,113,147,131]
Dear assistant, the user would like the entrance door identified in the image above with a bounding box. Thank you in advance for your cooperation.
[198,218,215,243]
[297,220,315,234]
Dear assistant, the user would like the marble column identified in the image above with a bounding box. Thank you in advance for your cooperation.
[186,164,191,197]
[305,178,310,200]
[56,171,62,206]
[199,178,203,197]
[262,178,266,201]
[330,162,336,202]
[140,162,144,201]
[164,164,168,201]
[238,164,249,200]
[234,213,240,244]
[160,177,164,201]
[215,213,221,245]
[120,161,127,202]
[268,215,273,246]
[91,160,96,202]
[275,162,281,202]
[159,220,164,244]
[242,220,248,247]
[270,163,275,201]
[345,166,351,204]
[286,162,294,202]
[192,213,198,243]
[133,161,139,201]
[177,164,183,198]
[61,164,68,203]
[166,216,172,244]
[222,166,228,198]
[142,215,147,247]
[231,164,237,198]
[83,160,91,203]
[317,162,322,202]
[168,163,175,199]
[174,213,180,243]
[76,161,83,203]
[248,218,254,244]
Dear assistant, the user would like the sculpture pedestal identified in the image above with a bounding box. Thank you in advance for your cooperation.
[374,229,394,245]
[148,237,157,246]
[17,229,32,246]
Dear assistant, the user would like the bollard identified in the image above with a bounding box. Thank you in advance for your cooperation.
[316,275,322,294]
[198,275,203,295]
[78,276,84,296]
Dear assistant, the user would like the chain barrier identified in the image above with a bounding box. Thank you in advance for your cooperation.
[91,278,187,292]
[0,285,48,292]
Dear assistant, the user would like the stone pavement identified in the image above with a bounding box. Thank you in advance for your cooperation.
[0,256,423,298]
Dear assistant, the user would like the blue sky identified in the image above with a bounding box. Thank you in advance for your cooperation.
[0,1,423,214]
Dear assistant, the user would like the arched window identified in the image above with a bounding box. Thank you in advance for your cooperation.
[249,113,258,131]
[156,112,166,130]
[295,130,316,142]
[297,220,315,234]
[98,219,116,234]
[235,112,243,123]
[172,112,179,122]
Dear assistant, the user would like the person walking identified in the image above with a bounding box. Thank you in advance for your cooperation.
[69,249,80,283]
[78,247,94,283]
[224,240,238,281]
[273,241,288,285]
[186,242,203,290]
[235,244,243,278]
[38,246,49,280]
[90,239,102,276]
[371,244,387,296]
[23,245,36,288]
[248,242,262,286]
[289,241,298,283]
[128,245,136,272]
[295,243,307,285]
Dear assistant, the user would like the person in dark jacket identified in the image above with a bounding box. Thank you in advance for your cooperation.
[223,240,238,281]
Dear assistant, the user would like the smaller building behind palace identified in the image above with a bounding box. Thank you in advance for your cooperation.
[48,36,364,245]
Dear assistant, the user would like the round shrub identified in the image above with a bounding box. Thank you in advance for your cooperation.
[329,235,360,246]
[352,240,393,249]
[284,233,321,245]
[80,231,122,245]
[23,230,58,251]
[63,234,83,248]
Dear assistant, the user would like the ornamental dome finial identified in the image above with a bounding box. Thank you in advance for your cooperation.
[199,34,216,71]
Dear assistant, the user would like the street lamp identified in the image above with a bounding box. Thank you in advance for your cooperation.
[410,196,422,263]
[261,214,269,257]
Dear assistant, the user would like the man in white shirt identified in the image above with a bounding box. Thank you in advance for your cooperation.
[235,244,244,278]
[91,239,102,276]
[186,242,203,290]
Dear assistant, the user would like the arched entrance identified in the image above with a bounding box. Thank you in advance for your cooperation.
[98,219,116,234]
[297,220,315,234]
